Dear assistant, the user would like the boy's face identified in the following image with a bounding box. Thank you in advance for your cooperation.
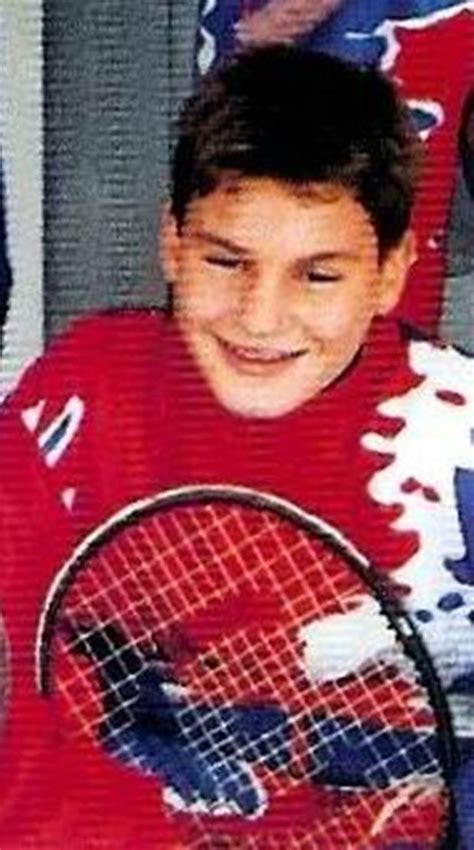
[163,178,413,418]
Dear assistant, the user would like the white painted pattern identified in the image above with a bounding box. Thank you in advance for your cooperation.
[197,0,218,76]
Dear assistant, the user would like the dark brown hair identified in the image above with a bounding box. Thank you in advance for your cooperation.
[171,46,420,256]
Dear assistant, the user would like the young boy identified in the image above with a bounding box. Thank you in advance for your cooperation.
[0,46,472,848]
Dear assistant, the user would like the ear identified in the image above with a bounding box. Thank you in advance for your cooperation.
[159,204,181,284]
[376,230,417,316]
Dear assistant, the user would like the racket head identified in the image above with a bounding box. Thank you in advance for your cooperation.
[36,485,457,849]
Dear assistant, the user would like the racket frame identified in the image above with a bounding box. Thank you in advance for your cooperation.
[34,484,460,847]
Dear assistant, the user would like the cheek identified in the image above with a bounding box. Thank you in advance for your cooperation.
[302,302,377,359]
[302,296,368,341]
[177,264,236,323]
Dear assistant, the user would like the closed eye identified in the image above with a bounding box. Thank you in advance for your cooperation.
[205,255,243,270]
[306,269,342,284]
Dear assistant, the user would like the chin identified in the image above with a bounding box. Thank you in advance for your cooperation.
[214,389,305,420]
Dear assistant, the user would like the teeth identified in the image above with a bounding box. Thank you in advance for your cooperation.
[237,347,285,362]
[225,341,300,362]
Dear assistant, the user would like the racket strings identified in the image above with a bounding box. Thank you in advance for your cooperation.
[180,648,436,784]
[54,505,441,796]
[44,499,449,848]
[189,779,441,850]
[63,511,245,624]
[61,508,352,666]
[60,507,356,678]
[61,514,280,675]
[57,621,438,796]
[55,510,293,703]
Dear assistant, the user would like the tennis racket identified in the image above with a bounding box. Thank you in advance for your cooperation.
[36,485,456,849]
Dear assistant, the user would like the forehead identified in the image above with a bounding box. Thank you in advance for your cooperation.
[183,177,378,256]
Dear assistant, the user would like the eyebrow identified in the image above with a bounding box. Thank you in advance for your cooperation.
[191,228,359,262]
[295,251,359,264]
[191,229,250,255]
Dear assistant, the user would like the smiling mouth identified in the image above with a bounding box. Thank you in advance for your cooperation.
[217,337,307,367]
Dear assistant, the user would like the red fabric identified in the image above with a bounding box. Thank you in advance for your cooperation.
[0,310,439,848]
[3,309,420,567]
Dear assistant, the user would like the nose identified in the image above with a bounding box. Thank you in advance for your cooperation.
[237,272,286,337]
